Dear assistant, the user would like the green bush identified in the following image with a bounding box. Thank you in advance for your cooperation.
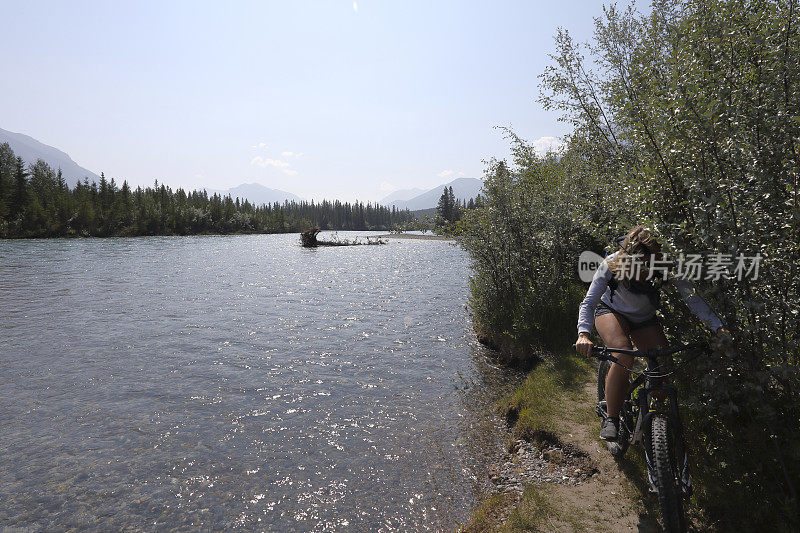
[457,141,603,364]
[461,0,799,528]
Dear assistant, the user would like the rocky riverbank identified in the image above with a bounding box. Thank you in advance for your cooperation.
[488,438,597,495]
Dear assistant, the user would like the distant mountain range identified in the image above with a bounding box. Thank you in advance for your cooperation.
[1,127,302,205]
[0,127,100,183]
[1,127,483,209]
[205,183,303,205]
[381,177,483,210]
[379,187,426,205]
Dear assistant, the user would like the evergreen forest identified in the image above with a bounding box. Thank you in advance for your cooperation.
[0,143,415,238]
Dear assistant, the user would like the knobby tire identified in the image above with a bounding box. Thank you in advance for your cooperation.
[650,415,686,533]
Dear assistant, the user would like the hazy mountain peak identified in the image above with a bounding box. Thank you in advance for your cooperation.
[382,177,483,210]
[379,187,426,204]
[205,182,303,205]
[0,127,100,183]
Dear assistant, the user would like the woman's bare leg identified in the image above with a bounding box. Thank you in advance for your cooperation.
[595,313,633,417]
[629,323,670,399]
[629,323,668,351]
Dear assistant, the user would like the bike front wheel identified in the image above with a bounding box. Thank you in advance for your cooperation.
[649,415,687,533]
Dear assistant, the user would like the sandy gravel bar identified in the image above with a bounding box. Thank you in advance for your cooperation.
[372,233,454,241]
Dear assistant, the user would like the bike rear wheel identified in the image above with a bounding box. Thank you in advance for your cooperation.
[597,359,611,402]
[649,415,687,533]
[596,360,629,456]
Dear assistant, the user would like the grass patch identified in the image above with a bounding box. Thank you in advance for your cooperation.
[461,493,515,533]
[461,486,562,533]
[502,485,557,531]
[497,349,592,444]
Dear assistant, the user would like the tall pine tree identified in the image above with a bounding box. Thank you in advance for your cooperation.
[10,157,27,220]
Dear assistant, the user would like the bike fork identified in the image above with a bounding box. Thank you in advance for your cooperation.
[644,448,691,496]
[644,438,658,493]
[670,395,693,499]
[680,451,693,497]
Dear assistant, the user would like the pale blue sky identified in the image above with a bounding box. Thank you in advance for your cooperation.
[0,1,622,202]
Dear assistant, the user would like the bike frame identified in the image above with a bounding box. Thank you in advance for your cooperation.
[594,343,706,495]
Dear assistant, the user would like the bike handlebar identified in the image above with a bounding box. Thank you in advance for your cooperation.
[588,342,709,361]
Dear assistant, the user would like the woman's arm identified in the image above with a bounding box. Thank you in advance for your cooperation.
[672,278,724,332]
[577,260,612,335]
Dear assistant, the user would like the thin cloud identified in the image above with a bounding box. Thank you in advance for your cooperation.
[532,136,565,155]
[437,169,466,178]
[251,157,289,168]
[380,181,397,192]
[250,156,298,176]
[281,151,303,158]
[251,142,269,149]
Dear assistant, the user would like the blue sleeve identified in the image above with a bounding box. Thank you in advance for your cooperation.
[672,278,724,331]
[577,260,612,334]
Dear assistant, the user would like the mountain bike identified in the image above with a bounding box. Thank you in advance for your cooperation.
[592,342,709,533]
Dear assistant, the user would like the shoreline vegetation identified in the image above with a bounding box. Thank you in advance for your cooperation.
[458,1,799,531]
[0,144,416,239]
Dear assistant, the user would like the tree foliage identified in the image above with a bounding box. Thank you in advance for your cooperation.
[434,186,482,234]
[436,186,461,223]
[459,1,799,528]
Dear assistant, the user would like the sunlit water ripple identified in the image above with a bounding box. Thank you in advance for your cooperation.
[0,232,520,531]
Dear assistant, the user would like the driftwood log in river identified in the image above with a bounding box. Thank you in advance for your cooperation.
[300,228,387,247]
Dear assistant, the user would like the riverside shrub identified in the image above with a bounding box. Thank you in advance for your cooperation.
[461,0,799,528]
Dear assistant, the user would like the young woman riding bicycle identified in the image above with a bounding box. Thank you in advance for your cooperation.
[573,226,728,441]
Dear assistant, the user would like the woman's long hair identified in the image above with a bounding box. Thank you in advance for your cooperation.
[606,226,662,286]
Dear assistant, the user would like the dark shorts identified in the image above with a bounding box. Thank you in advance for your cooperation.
[595,301,660,331]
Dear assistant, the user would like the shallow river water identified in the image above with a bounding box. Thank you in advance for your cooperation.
[0,232,519,531]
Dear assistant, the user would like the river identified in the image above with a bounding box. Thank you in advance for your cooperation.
[0,232,519,531]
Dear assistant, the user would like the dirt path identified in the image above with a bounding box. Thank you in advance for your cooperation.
[533,380,663,532]
[464,368,671,532]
